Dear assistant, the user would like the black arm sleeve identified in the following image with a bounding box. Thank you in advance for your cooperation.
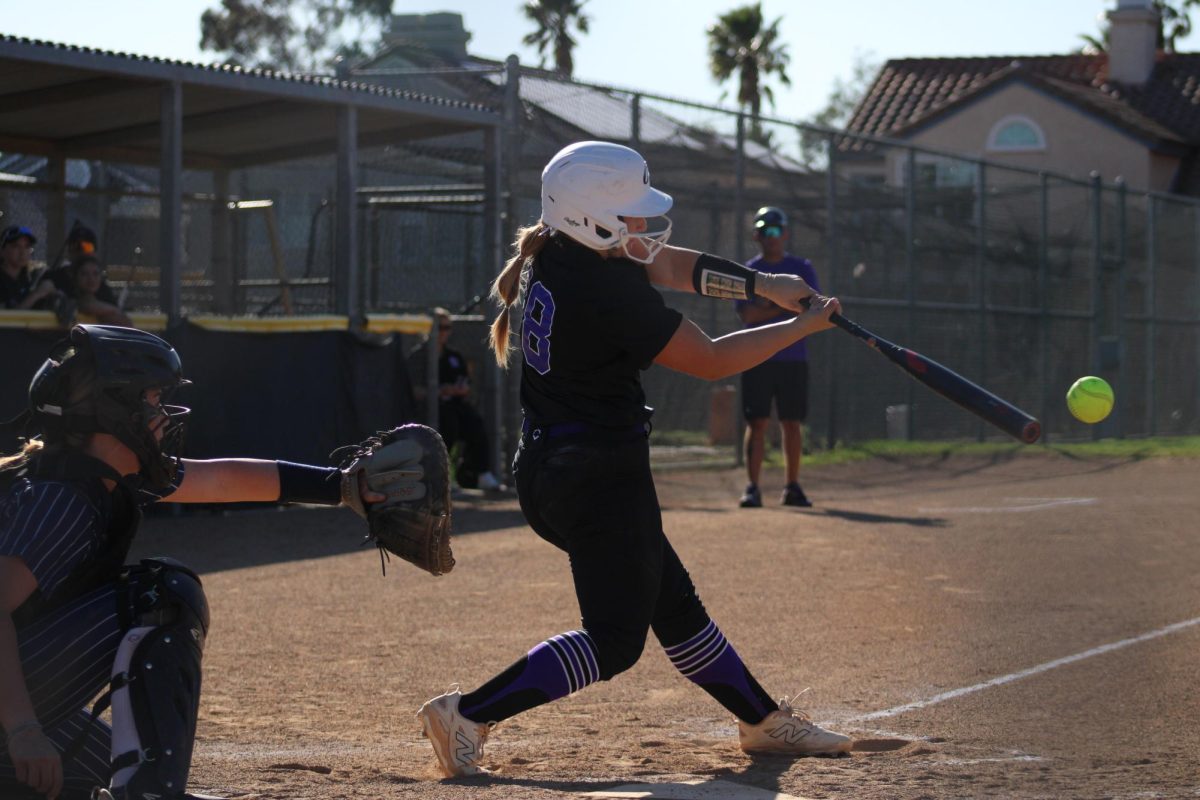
[692,253,757,300]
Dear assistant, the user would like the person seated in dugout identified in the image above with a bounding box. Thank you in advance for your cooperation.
[65,256,132,327]
[410,309,502,491]
[44,226,123,310]
[0,225,63,312]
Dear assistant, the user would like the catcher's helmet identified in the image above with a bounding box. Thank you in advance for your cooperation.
[29,325,190,487]
[541,140,673,264]
[753,206,788,235]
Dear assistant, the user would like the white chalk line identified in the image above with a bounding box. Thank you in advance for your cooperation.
[848,615,1200,724]
[918,497,1097,514]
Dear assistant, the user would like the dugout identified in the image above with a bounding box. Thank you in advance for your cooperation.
[0,36,504,466]
[0,314,431,465]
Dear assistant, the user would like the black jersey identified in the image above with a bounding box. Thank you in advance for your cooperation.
[439,346,470,388]
[519,235,682,427]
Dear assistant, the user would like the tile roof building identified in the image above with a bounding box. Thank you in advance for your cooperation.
[844,0,1200,195]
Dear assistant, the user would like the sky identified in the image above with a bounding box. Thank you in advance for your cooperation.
[1,0,1196,121]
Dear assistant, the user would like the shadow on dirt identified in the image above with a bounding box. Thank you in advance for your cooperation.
[818,508,948,527]
[132,499,527,574]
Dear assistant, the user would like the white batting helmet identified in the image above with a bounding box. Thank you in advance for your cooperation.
[541,141,673,264]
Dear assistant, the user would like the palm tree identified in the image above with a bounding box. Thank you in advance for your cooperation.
[522,0,590,77]
[1081,0,1200,52]
[707,2,791,138]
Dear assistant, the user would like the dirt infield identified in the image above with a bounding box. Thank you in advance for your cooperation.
[130,452,1200,799]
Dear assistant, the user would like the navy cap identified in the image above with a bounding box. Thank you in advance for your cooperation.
[0,225,36,247]
[67,224,97,244]
[753,206,787,237]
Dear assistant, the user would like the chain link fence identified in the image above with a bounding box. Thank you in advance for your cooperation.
[5,60,1199,465]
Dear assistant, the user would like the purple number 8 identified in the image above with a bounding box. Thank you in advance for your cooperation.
[522,280,555,374]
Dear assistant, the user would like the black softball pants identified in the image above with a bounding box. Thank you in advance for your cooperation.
[514,432,710,680]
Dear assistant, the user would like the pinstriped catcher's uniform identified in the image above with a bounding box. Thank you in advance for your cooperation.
[0,461,181,798]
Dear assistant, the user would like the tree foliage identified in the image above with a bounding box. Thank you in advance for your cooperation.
[706,2,791,143]
[798,52,879,168]
[521,0,590,77]
[1081,0,1200,53]
[199,0,393,74]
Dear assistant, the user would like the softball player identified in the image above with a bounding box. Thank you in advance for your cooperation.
[417,141,852,777]
[0,325,377,800]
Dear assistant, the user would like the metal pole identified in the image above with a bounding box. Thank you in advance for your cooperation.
[335,104,359,319]
[630,93,641,150]
[905,149,917,440]
[733,112,747,465]
[211,169,233,314]
[1038,173,1050,444]
[484,125,505,478]
[734,113,747,261]
[159,80,183,326]
[825,130,839,450]
[47,156,66,264]
[1146,196,1158,437]
[1114,178,1127,439]
[1195,205,1200,437]
[1090,172,1103,441]
[976,161,987,442]
[425,316,439,428]
[502,55,523,475]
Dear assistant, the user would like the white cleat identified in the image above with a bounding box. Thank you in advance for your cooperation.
[416,688,493,777]
[738,694,853,757]
[477,471,502,491]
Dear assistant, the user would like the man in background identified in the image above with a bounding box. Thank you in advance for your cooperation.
[0,225,61,311]
[735,207,820,508]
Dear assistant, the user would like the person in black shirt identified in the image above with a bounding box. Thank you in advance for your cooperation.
[430,308,501,491]
[416,141,851,777]
[0,226,60,311]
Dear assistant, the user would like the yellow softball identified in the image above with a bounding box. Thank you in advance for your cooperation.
[1066,376,1114,424]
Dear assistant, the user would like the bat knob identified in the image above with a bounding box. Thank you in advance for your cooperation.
[1021,420,1042,444]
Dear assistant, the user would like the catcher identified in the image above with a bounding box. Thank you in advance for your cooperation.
[0,324,451,800]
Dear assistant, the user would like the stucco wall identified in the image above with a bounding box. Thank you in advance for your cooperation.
[889,81,1178,192]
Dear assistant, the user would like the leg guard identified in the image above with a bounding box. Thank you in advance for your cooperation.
[107,558,209,798]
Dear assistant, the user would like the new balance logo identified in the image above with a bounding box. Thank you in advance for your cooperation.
[768,722,812,744]
[454,729,477,765]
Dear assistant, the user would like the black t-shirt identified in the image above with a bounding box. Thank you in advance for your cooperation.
[519,235,682,428]
[44,266,119,305]
[0,268,33,308]
[439,346,470,387]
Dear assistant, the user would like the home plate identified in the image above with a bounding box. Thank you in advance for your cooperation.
[583,779,813,799]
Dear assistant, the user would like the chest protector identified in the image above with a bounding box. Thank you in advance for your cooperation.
[5,448,141,628]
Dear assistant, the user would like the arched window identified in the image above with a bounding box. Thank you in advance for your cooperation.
[986,116,1046,152]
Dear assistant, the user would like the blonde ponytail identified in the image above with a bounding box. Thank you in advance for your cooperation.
[490,222,552,367]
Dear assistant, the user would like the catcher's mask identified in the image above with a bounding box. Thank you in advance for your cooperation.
[541,140,673,264]
[28,324,191,488]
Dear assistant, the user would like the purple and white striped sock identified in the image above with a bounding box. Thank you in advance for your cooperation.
[663,620,775,723]
[459,630,600,722]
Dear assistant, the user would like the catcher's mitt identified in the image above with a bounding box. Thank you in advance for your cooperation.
[338,424,454,576]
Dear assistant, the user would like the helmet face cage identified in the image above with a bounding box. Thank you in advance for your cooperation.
[541,141,674,264]
[29,325,190,487]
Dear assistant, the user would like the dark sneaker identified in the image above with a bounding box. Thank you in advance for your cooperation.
[781,483,812,507]
[739,484,762,508]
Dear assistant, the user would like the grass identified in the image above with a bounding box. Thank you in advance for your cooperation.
[648,430,1200,469]
[806,436,1200,466]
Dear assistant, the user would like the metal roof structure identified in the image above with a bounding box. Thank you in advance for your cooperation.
[0,35,503,322]
[0,34,498,169]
